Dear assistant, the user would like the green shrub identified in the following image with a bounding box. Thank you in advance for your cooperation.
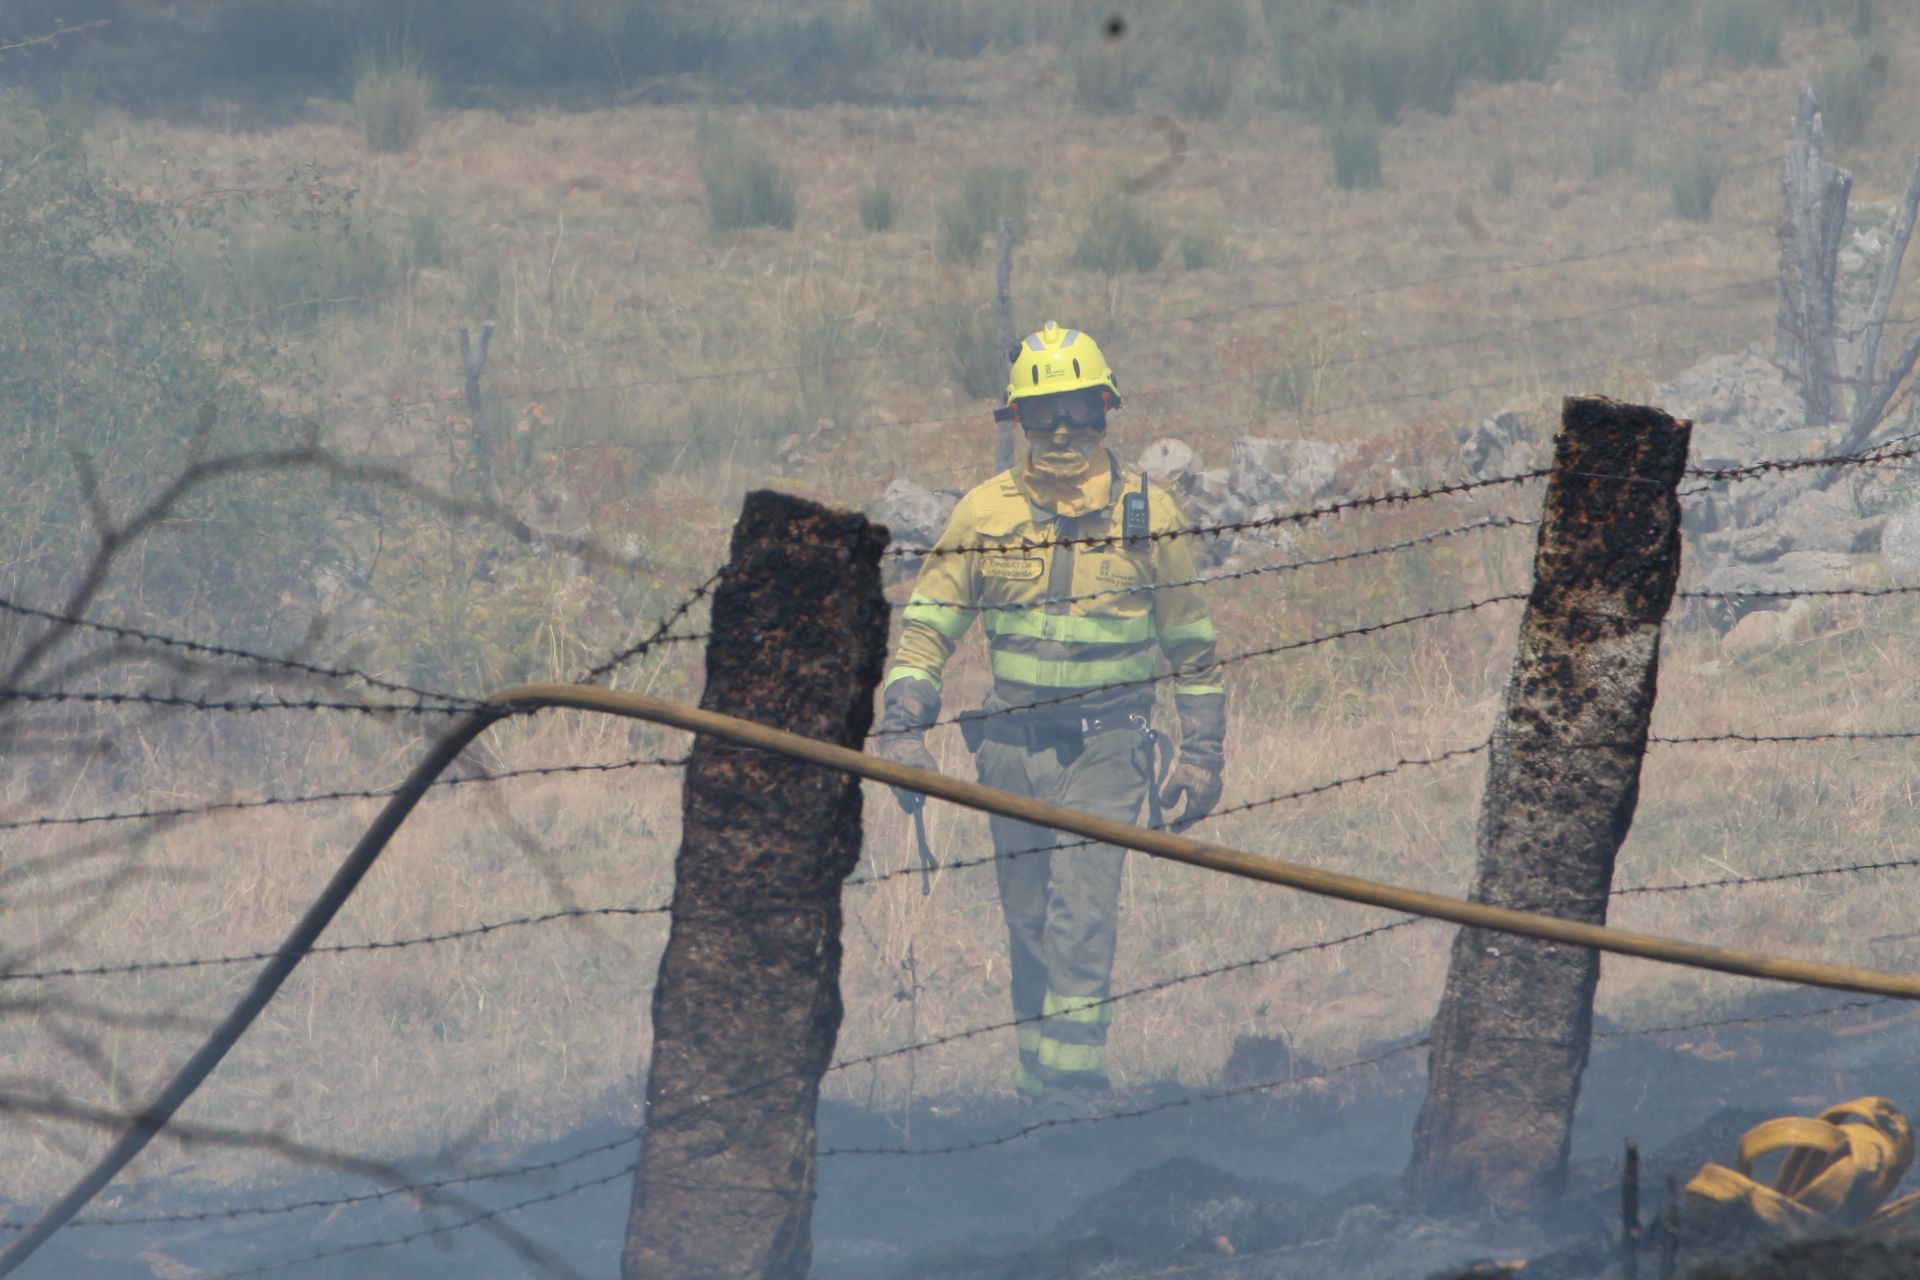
[1610,2,1689,92]
[349,44,431,153]
[934,198,984,264]
[1327,103,1385,190]
[872,0,1050,56]
[1153,0,1247,120]
[961,163,1029,236]
[407,210,444,270]
[1466,0,1566,82]
[1668,137,1725,221]
[1179,223,1226,271]
[934,164,1028,264]
[857,178,896,233]
[211,215,395,329]
[1163,49,1240,120]
[1701,0,1783,68]
[204,0,714,87]
[1074,37,1136,114]
[765,8,882,97]
[1489,146,1515,197]
[1072,187,1165,276]
[0,104,329,650]
[1590,113,1637,178]
[937,298,1009,400]
[792,305,869,430]
[1816,42,1890,149]
[697,120,797,232]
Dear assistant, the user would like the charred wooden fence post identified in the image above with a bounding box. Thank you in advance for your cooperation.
[1406,397,1691,1215]
[622,490,889,1280]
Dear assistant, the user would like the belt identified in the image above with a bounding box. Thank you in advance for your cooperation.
[957,707,1150,753]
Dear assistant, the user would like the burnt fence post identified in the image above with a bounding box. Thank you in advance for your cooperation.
[1406,396,1692,1215]
[622,490,890,1279]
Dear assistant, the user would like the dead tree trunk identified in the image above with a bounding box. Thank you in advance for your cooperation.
[622,490,889,1280]
[1775,84,1852,428]
[1406,396,1692,1216]
[1826,154,1920,471]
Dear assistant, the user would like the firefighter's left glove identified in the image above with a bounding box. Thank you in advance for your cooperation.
[1160,691,1226,828]
[876,677,942,815]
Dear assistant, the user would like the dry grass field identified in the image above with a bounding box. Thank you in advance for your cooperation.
[7,0,1920,1209]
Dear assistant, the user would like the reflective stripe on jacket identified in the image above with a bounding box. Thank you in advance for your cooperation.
[887,451,1222,707]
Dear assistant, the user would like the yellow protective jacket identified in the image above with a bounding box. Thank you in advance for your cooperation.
[887,451,1223,716]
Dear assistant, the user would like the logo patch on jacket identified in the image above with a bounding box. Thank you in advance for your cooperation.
[982,555,1044,581]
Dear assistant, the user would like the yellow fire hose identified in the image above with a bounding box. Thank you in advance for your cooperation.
[497,683,1920,1003]
[1686,1098,1920,1233]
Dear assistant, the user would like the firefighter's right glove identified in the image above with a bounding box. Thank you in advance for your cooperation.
[876,676,942,814]
[1161,690,1226,829]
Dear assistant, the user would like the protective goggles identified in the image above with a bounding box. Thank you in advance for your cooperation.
[1004,388,1110,431]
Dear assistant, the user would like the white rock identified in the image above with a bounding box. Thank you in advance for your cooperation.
[1881,507,1920,580]
[1137,438,1200,491]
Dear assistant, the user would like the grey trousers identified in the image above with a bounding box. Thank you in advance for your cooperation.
[976,727,1149,1095]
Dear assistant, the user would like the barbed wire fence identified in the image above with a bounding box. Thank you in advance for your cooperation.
[4,177,1920,1275]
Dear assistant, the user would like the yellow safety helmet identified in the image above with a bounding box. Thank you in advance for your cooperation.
[994,321,1122,422]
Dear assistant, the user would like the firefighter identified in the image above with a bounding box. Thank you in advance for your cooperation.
[874,321,1226,1120]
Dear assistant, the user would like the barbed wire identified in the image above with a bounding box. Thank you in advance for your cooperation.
[198,1161,632,1280]
[825,918,1422,1083]
[1650,727,1920,747]
[818,1039,1431,1158]
[0,687,473,718]
[578,568,722,685]
[1,1132,641,1233]
[887,473,1549,562]
[1687,436,1920,482]
[0,901,675,985]
[1678,583,1920,605]
[845,740,1494,891]
[0,755,688,835]
[915,594,1527,731]
[907,515,1537,616]
[1599,996,1893,1040]
[0,643,706,720]
[0,595,478,710]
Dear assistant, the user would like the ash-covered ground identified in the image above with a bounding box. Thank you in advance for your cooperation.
[23,989,1920,1279]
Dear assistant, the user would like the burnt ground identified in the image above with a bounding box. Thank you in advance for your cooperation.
[19,989,1920,1279]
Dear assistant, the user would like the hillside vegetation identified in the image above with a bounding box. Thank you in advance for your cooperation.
[4,0,1920,1203]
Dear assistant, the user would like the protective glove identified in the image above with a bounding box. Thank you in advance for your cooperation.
[876,677,942,814]
[1160,690,1225,828]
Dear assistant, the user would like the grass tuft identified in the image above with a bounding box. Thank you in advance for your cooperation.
[1466,0,1566,83]
[1072,185,1165,276]
[1074,35,1136,114]
[349,44,432,153]
[1610,1,1690,92]
[1327,103,1385,190]
[934,164,1028,264]
[697,119,797,232]
[1590,113,1637,179]
[858,176,896,233]
[1668,136,1725,222]
[938,297,1009,400]
[1815,42,1891,149]
[1701,0,1784,68]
